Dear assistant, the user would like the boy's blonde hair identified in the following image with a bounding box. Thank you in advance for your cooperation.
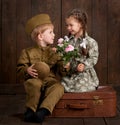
[31,23,54,42]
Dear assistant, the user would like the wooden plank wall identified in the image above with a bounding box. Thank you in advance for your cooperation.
[0,0,120,85]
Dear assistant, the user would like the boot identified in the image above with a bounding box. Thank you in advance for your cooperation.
[35,108,50,123]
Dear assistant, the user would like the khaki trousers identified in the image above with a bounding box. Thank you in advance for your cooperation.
[24,78,64,113]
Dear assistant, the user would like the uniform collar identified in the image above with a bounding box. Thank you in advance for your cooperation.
[36,45,50,51]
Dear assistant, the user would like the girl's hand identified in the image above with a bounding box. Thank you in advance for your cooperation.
[77,63,85,72]
[27,64,38,78]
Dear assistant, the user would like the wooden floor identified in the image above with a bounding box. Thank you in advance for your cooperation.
[0,85,120,125]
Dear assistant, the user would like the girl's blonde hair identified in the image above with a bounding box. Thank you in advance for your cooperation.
[31,23,54,42]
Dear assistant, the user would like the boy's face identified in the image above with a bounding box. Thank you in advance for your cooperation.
[65,16,82,35]
[41,27,55,45]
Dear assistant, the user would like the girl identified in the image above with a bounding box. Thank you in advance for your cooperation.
[61,9,99,92]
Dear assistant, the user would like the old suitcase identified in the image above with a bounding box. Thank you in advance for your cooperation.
[51,86,117,117]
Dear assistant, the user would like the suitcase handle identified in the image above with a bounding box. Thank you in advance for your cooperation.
[67,103,88,109]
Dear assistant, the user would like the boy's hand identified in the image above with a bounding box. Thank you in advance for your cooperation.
[52,47,57,52]
[77,63,85,72]
[27,64,38,78]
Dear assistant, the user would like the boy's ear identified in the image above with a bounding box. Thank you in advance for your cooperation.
[38,33,43,41]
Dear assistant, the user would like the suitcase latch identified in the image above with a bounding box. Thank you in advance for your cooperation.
[93,96,103,105]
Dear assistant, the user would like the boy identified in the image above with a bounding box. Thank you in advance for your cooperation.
[17,14,64,123]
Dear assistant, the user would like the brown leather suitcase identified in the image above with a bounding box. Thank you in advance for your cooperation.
[51,86,117,117]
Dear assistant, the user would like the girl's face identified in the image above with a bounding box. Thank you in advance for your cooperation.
[65,16,83,37]
[40,27,55,46]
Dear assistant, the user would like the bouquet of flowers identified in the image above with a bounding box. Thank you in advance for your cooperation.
[56,36,79,64]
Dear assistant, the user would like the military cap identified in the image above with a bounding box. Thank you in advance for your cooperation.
[25,14,52,35]
[33,62,50,80]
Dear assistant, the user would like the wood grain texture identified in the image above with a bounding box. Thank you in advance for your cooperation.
[1,0,17,84]
[0,85,119,125]
[0,0,120,85]
[107,0,120,84]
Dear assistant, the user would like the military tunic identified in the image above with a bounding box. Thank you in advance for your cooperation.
[17,45,64,113]
[61,34,99,92]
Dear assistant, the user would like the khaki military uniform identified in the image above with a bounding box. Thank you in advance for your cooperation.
[17,45,64,113]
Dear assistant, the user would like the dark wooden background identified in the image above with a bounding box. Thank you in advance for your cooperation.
[0,0,120,87]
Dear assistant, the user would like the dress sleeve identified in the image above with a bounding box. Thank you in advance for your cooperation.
[83,40,99,70]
